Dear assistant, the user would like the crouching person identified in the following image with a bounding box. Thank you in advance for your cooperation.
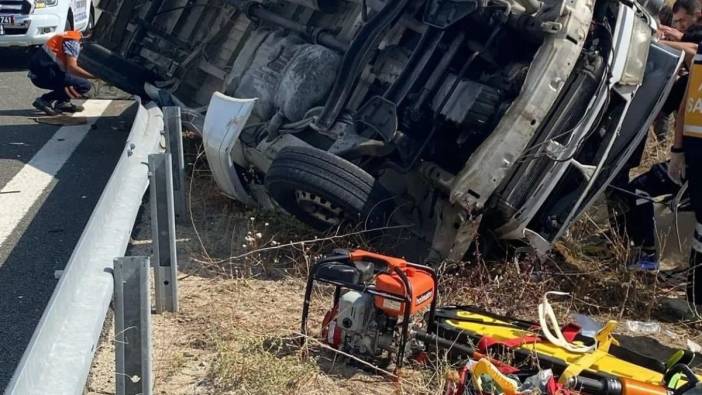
[28,30,95,115]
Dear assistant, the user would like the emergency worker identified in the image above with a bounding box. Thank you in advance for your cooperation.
[28,30,95,115]
[672,0,701,33]
[667,44,702,318]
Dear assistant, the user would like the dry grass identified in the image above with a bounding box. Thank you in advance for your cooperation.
[126,146,475,394]
[635,124,671,176]
[209,334,317,394]
[178,136,701,390]
[88,136,702,394]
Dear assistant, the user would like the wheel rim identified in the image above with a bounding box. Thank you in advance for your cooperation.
[294,190,344,226]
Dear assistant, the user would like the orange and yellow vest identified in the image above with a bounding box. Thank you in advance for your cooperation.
[42,30,82,71]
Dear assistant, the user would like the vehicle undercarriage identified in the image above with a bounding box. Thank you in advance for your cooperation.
[85,0,682,262]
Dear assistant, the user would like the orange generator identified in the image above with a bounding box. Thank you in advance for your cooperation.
[301,249,437,368]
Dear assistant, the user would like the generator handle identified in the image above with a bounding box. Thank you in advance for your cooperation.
[301,256,345,337]
[350,249,407,270]
[406,262,438,334]
[301,260,322,337]
[393,265,414,370]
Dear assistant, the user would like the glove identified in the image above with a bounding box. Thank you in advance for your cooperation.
[668,151,686,185]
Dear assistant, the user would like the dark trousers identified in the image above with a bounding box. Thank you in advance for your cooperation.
[684,137,702,306]
[28,51,90,103]
[609,162,680,250]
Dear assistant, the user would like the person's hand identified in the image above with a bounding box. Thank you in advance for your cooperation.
[668,150,686,185]
[659,25,684,41]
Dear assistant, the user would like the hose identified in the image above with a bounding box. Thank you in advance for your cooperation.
[538,292,596,353]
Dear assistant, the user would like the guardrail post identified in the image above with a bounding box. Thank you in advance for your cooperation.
[149,153,179,313]
[114,256,152,395]
[163,106,187,224]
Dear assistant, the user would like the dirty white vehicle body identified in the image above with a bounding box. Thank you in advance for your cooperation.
[85,0,682,261]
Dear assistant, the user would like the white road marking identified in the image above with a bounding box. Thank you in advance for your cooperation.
[0,100,112,244]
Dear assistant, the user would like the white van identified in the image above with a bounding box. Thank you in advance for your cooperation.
[0,0,94,47]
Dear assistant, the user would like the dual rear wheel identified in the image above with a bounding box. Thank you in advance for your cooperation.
[265,146,391,231]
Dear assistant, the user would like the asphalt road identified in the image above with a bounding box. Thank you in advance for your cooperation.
[0,48,134,389]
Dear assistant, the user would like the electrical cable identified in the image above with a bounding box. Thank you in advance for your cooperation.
[605,184,665,204]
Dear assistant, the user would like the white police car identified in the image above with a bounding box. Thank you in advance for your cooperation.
[0,0,94,47]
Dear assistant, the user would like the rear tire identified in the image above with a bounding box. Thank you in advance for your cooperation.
[265,145,391,230]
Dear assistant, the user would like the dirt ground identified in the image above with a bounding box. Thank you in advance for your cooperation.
[86,155,417,395]
[85,137,702,395]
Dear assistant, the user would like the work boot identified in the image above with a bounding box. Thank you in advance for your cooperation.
[32,97,60,116]
[54,101,84,113]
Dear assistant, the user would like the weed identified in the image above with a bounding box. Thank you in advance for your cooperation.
[208,331,321,394]
[99,131,700,395]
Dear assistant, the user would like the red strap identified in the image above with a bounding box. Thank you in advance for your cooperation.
[478,334,541,352]
[477,324,582,353]
[546,376,560,395]
[546,376,572,395]
[443,364,470,395]
[490,359,520,374]
[561,323,581,342]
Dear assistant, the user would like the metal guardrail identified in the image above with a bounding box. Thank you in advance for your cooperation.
[149,152,180,313]
[5,98,165,395]
[114,256,152,395]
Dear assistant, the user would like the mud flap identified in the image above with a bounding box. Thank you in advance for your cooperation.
[202,92,257,205]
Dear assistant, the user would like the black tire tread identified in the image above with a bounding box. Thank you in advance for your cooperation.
[265,146,388,229]
[270,149,375,190]
[268,158,373,202]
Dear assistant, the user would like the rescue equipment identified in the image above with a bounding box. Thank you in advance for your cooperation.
[302,251,701,394]
[301,249,438,368]
[432,305,701,394]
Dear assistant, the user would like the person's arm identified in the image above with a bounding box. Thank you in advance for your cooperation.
[661,40,698,67]
[660,25,684,41]
[65,56,95,79]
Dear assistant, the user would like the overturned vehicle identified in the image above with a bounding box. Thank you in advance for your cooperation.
[87,0,682,261]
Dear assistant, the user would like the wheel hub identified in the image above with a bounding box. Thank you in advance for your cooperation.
[295,190,344,226]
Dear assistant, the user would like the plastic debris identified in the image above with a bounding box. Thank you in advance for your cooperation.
[624,320,661,335]
[687,339,702,353]
[572,314,602,339]
[520,369,554,394]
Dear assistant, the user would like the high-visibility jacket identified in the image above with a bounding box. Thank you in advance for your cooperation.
[42,30,82,71]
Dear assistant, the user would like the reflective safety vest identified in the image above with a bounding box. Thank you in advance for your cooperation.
[42,30,82,71]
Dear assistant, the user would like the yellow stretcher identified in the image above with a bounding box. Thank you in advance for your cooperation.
[433,307,702,389]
